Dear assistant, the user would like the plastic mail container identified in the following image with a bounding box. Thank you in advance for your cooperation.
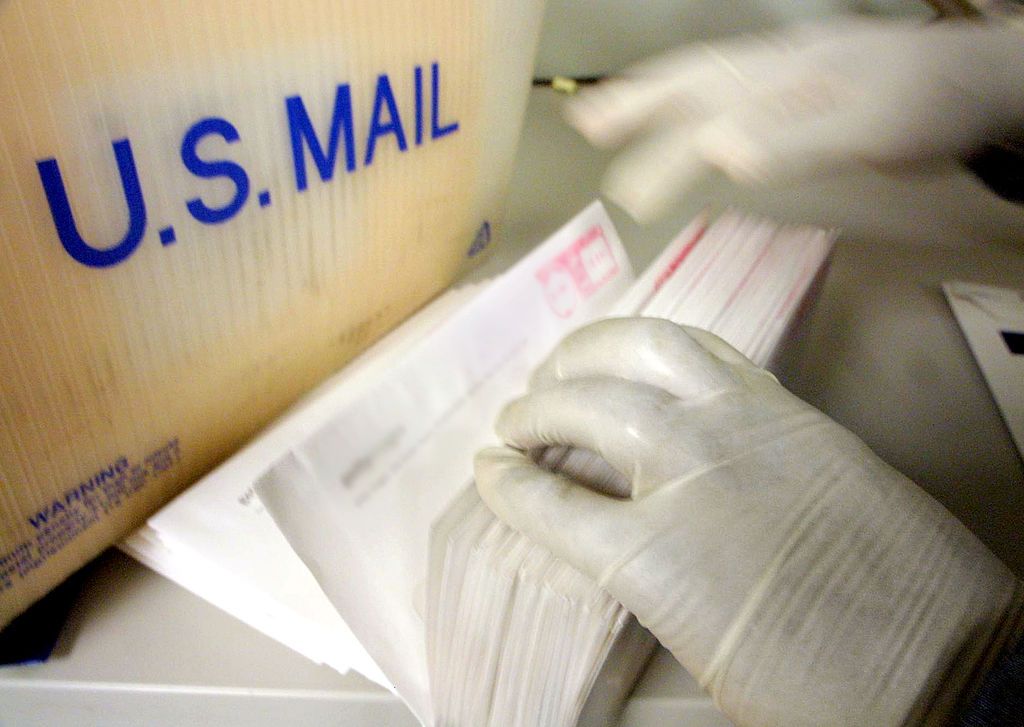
[0,0,546,627]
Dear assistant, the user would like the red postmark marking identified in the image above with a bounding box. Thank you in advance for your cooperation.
[536,225,620,318]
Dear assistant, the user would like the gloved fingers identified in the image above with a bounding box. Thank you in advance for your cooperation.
[692,89,876,185]
[676,325,783,390]
[565,35,803,149]
[600,121,711,223]
[528,318,744,399]
[675,326,765,373]
[474,446,635,582]
[596,73,848,219]
[496,376,684,492]
[564,74,689,149]
[582,44,842,220]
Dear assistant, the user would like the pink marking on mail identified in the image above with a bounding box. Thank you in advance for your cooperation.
[536,225,620,318]
[654,224,707,293]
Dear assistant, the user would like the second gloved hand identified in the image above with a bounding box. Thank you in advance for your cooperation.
[565,18,1024,221]
[475,318,1022,727]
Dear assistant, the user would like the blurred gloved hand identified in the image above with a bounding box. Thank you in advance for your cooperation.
[475,318,1023,727]
[565,19,1024,221]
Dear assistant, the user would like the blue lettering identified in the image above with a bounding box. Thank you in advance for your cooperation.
[414,65,424,146]
[181,117,250,225]
[28,510,48,529]
[431,62,459,139]
[365,73,407,167]
[286,86,357,191]
[36,139,147,268]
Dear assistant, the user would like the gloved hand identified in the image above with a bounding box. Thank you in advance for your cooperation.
[475,318,1023,727]
[565,18,1024,221]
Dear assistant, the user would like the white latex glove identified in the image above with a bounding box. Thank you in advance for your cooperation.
[565,18,1024,221]
[475,318,1024,727]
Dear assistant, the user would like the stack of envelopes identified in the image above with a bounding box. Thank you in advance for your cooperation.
[424,210,835,726]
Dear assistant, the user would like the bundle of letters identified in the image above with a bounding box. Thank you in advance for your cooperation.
[418,210,835,726]
[124,201,834,725]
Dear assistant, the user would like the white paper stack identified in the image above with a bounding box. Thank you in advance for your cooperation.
[427,487,654,727]
[121,282,486,686]
[424,211,835,727]
[124,201,834,725]
[126,201,634,723]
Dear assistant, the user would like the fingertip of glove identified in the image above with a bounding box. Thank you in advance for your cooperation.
[601,133,710,223]
[693,121,772,184]
[601,165,672,223]
[563,92,625,149]
[474,445,520,480]
[492,397,527,447]
[473,447,513,506]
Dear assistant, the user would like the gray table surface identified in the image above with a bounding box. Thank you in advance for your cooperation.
[1,88,1022,727]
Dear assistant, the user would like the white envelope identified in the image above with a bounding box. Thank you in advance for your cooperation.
[120,283,479,687]
[255,201,634,723]
[944,281,1024,459]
